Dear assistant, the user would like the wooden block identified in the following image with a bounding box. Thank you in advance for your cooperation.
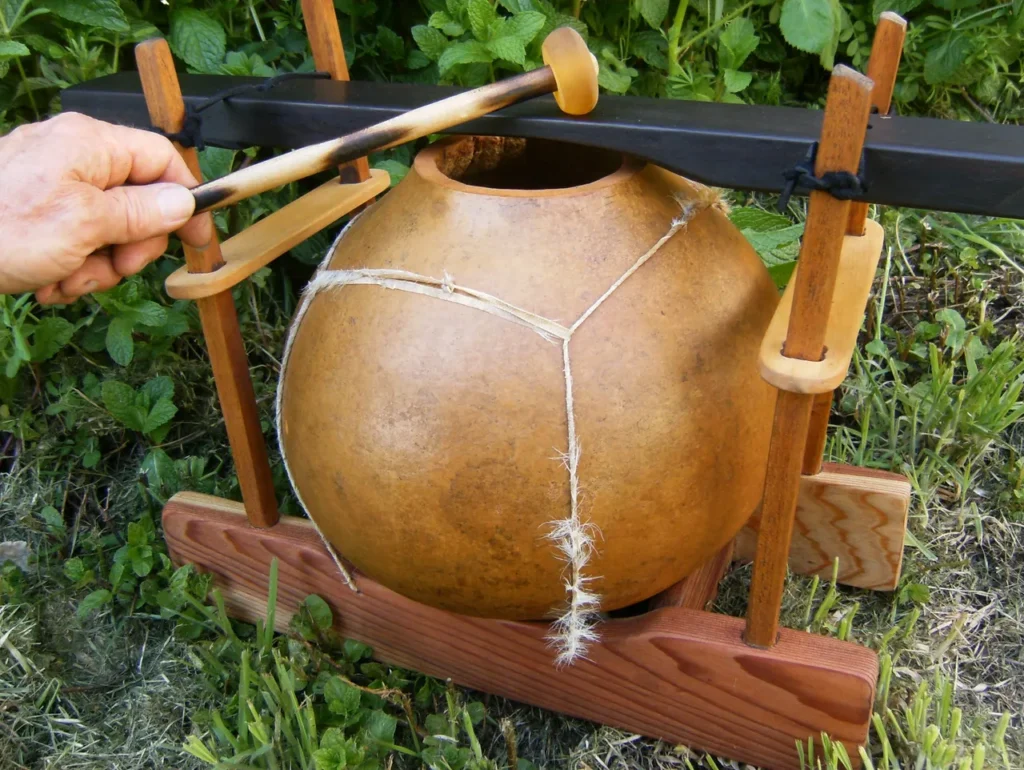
[166,171,389,300]
[163,493,877,770]
[737,463,909,591]
[649,539,734,611]
[760,220,886,395]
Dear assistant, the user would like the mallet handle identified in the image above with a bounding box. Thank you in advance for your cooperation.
[191,66,556,214]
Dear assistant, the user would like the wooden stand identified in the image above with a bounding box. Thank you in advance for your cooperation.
[144,6,911,769]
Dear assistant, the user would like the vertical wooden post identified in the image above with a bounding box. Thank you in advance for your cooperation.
[136,39,279,529]
[300,0,372,184]
[801,12,908,476]
[745,66,874,648]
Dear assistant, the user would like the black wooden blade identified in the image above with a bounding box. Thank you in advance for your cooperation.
[62,73,1024,219]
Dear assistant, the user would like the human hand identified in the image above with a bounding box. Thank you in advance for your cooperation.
[0,112,214,304]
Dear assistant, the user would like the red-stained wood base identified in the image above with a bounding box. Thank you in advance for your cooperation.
[163,492,877,770]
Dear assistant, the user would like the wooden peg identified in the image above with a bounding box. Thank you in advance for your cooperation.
[189,28,599,214]
[802,12,907,476]
[299,0,372,184]
[745,66,875,648]
[135,38,279,529]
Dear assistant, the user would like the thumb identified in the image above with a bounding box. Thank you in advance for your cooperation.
[97,183,196,244]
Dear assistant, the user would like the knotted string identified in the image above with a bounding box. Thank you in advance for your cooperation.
[155,71,331,150]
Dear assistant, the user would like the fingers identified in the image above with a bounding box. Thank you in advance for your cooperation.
[36,236,170,304]
[45,113,199,190]
[35,283,74,306]
[79,182,197,247]
[178,211,215,248]
[36,253,122,304]
[60,253,122,297]
[111,234,169,277]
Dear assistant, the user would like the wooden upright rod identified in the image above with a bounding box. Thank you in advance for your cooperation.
[299,0,372,184]
[136,39,279,529]
[801,12,907,476]
[745,66,874,648]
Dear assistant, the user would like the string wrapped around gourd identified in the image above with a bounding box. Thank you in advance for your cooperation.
[276,136,778,664]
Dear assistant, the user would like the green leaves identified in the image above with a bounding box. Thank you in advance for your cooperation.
[717,17,759,99]
[638,0,670,30]
[723,68,753,94]
[45,0,129,33]
[93,280,182,366]
[467,0,497,40]
[105,316,134,366]
[411,25,448,61]
[780,0,834,52]
[77,588,112,619]
[0,40,30,60]
[873,0,926,16]
[487,35,526,65]
[731,206,805,287]
[718,18,760,71]
[413,3,547,78]
[438,40,491,73]
[504,11,546,45]
[924,32,974,85]
[779,0,842,67]
[101,376,177,439]
[169,8,226,72]
[429,11,466,37]
[31,317,73,361]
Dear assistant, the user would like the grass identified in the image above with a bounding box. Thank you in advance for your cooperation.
[2,204,1023,769]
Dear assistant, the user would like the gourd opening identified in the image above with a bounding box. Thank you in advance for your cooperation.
[421,135,627,192]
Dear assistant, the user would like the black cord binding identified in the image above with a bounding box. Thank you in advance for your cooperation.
[777,141,868,212]
[156,71,331,151]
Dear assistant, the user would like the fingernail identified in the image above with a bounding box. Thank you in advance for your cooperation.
[84,280,98,291]
[157,185,196,225]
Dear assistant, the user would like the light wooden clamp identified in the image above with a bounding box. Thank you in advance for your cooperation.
[165,171,389,300]
[759,219,885,395]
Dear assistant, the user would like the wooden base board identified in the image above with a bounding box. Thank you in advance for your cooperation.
[736,463,909,591]
[164,493,877,770]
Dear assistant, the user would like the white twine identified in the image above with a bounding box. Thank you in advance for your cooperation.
[276,189,714,664]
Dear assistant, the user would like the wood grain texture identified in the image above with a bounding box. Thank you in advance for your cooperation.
[760,220,885,394]
[649,540,735,611]
[736,463,909,591]
[846,12,907,236]
[747,66,875,647]
[135,39,278,529]
[804,13,906,475]
[165,171,389,299]
[299,0,372,183]
[163,492,877,770]
[802,392,834,475]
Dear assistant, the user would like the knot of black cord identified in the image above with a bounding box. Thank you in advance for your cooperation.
[158,71,331,151]
[777,142,868,212]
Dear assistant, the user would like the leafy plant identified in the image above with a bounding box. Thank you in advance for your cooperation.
[412,0,548,83]
[101,375,178,441]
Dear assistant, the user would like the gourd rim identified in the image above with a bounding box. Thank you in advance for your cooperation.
[413,136,642,198]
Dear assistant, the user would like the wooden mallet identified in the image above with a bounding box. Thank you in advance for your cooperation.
[190,27,599,213]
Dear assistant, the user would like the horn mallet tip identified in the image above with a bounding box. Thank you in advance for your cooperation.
[542,27,599,116]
